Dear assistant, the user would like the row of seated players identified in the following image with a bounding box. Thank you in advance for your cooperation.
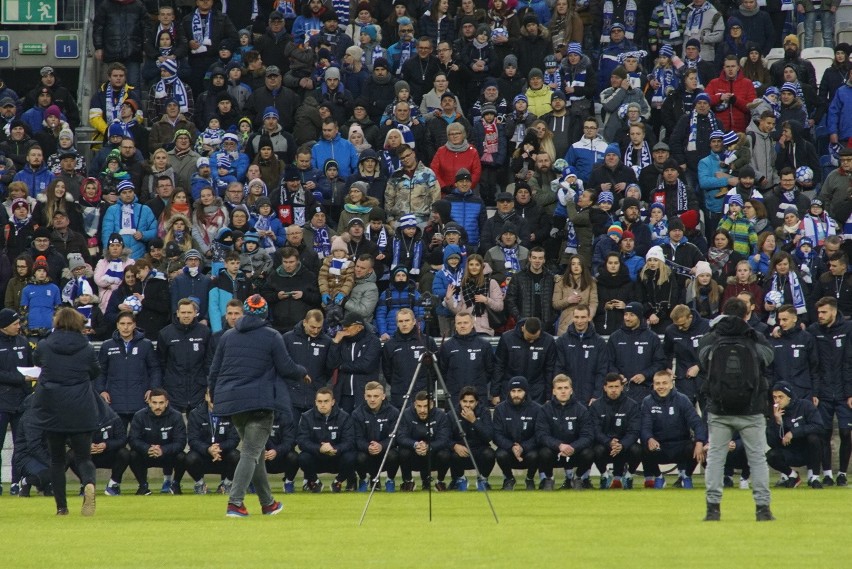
[13,373,825,495]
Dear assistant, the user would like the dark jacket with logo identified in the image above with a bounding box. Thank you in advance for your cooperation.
[537,396,593,451]
[640,388,708,444]
[806,317,852,401]
[0,331,33,413]
[589,393,640,447]
[397,407,452,451]
[128,405,187,455]
[663,309,711,380]
[92,404,128,452]
[351,400,400,453]
[157,319,211,411]
[267,410,297,454]
[555,323,611,405]
[328,327,382,399]
[607,320,666,401]
[187,403,240,456]
[494,320,557,403]
[765,397,823,450]
[450,402,493,452]
[492,397,541,452]
[381,329,438,409]
[282,321,335,411]
[96,329,162,415]
[768,327,819,396]
[438,330,496,401]
[297,405,355,455]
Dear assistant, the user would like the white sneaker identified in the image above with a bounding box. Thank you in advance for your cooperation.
[739,478,750,490]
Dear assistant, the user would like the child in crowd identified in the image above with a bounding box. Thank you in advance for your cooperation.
[319,235,355,306]
[250,197,286,254]
[647,202,669,246]
[543,55,562,91]
[792,237,820,285]
[195,118,225,156]
[390,214,423,280]
[776,207,804,253]
[237,29,254,60]
[239,231,272,286]
[592,223,623,276]
[800,198,837,247]
[717,194,757,256]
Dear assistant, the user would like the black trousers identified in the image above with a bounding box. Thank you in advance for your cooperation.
[46,431,95,510]
[398,447,452,482]
[356,449,400,480]
[767,434,823,475]
[723,442,752,479]
[539,447,595,478]
[593,442,643,476]
[0,410,23,483]
[68,447,130,484]
[184,449,240,482]
[642,440,697,477]
[265,451,300,481]
[297,451,356,482]
[449,447,496,479]
[19,457,50,490]
[495,448,540,480]
[128,450,186,485]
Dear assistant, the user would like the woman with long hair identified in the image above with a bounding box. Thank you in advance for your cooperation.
[553,254,598,334]
[252,136,284,190]
[163,213,198,255]
[639,246,684,333]
[722,260,764,314]
[749,231,777,281]
[103,267,141,328]
[191,186,229,265]
[31,307,100,516]
[158,188,192,238]
[743,199,770,234]
[593,252,635,335]
[444,253,504,334]
[420,0,455,46]
[486,0,521,64]
[380,128,404,176]
[707,228,744,285]
[530,119,556,163]
[547,0,583,55]
[141,148,176,200]
[763,251,808,326]
[741,43,772,88]
[32,179,84,232]
[686,261,724,319]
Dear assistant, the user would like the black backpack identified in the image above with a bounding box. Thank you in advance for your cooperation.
[705,336,761,414]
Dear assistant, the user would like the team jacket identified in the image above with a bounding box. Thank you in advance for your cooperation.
[267,411,297,455]
[186,403,240,457]
[438,330,496,401]
[768,327,819,395]
[589,393,641,447]
[607,322,666,390]
[640,389,707,445]
[328,328,382,399]
[663,310,711,380]
[806,318,852,401]
[96,329,162,415]
[492,398,541,452]
[450,403,494,452]
[765,398,824,450]
[0,332,33,413]
[92,407,128,452]
[494,321,558,403]
[351,400,400,453]
[554,323,610,405]
[536,396,593,452]
[381,329,438,408]
[297,405,355,456]
[156,320,211,410]
[128,406,187,456]
[397,407,452,451]
[282,321,335,411]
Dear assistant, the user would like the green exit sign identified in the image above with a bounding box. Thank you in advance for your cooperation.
[18,42,47,55]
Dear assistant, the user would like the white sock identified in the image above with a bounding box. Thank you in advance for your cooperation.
[163,474,173,483]
[823,470,833,478]
[788,470,799,479]
[108,479,119,487]
[807,469,814,480]
[623,472,633,479]
[779,473,789,481]
[223,478,231,484]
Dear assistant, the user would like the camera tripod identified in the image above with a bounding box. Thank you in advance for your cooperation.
[358,350,499,525]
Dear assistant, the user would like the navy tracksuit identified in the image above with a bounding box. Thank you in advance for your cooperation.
[589,393,642,476]
[265,411,299,481]
[351,400,401,481]
[68,407,130,485]
[128,406,187,485]
[768,327,819,399]
[381,330,438,409]
[281,322,335,413]
[438,331,496,402]
[608,322,666,403]
[554,323,610,405]
[640,389,707,476]
[663,310,710,404]
[766,397,824,475]
[492,397,542,479]
[536,396,595,477]
[297,406,356,483]
[397,407,452,483]
[449,403,495,480]
[184,403,241,482]
[494,323,558,403]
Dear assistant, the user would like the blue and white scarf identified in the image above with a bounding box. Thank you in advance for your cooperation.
[601,0,638,43]
[394,122,416,147]
[650,66,679,107]
[313,225,332,257]
[104,84,125,123]
[767,271,807,325]
[391,236,423,275]
[687,109,720,151]
[397,42,414,76]
[154,68,189,115]
[366,224,389,251]
[105,257,125,282]
[121,203,135,231]
[623,141,652,178]
[191,9,212,48]
[62,276,93,304]
[685,2,710,35]
[252,213,275,252]
[565,66,587,104]
[381,150,401,174]
[663,0,681,37]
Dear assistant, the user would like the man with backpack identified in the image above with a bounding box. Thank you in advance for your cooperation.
[698,297,776,522]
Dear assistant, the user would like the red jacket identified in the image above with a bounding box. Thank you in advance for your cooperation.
[430,145,482,192]
[706,71,756,134]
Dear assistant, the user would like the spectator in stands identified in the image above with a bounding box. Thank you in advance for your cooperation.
[93,0,147,91]
[185,391,240,495]
[180,0,239,95]
[397,390,453,492]
[13,145,53,199]
[261,246,321,332]
[351,380,402,494]
[588,372,642,489]
[20,67,77,130]
[167,130,201,198]
[492,376,541,491]
[142,5,189,85]
[89,64,143,143]
[147,61,195,125]
[100,180,157,260]
[819,44,850,109]
[128,388,187,495]
[640,369,707,489]
[384,145,441,226]
[770,35,818,89]
[244,66,301,135]
[96,310,161,432]
[505,247,555,327]
[297,387,357,493]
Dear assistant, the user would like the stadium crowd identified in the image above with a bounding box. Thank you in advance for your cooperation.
[0,0,851,497]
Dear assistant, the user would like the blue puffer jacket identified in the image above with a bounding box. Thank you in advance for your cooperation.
[100,197,158,259]
[95,329,162,415]
[446,188,487,248]
[374,281,425,337]
[207,268,251,333]
[432,244,464,318]
[208,315,306,420]
[827,83,852,141]
[13,164,54,198]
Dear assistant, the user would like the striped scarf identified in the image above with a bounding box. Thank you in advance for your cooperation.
[650,66,679,107]
[687,109,719,151]
[685,2,710,35]
[623,141,652,178]
[601,0,638,42]
[312,226,332,257]
[565,67,587,103]
[366,224,389,251]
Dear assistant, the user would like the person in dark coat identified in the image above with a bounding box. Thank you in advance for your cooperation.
[352,381,401,492]
[156,299,211,414]
[328,311,382,413]
[261,247,322,332]
[554,305,611,406]
[184,393,241,495]
[397,390,453,492]
[30,308,101,515]
[663,306,711,406]
[296,387,357,493]
[96,311,162,430]
[505,248,556,329]
[0,309,34,495]
[492,376,542,490]
[589,373,642,489]
[381,308,438,409]
[536,374,596,490]
[448,386,495,491]
[127,387,187,495]
[494,318,557,404]
[14,395,52,496]
[133,259,172,339]
[208,293,308,514]
[607,302,667,404]
[438,312,497,403]
[765,381,825,488]
[264,410,301,494]
[281,312,336,415]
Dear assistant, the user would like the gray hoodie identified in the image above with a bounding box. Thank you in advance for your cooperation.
[746,120,778,187]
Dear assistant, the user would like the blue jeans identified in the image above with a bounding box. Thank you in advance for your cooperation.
[705,413,771,507]
[804,10,836,49]
[229,410,275,508]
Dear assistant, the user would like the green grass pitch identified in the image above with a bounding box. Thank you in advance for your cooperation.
[1,477,850,568]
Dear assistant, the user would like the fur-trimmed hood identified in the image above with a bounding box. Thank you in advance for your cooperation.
[36,191,75,204]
